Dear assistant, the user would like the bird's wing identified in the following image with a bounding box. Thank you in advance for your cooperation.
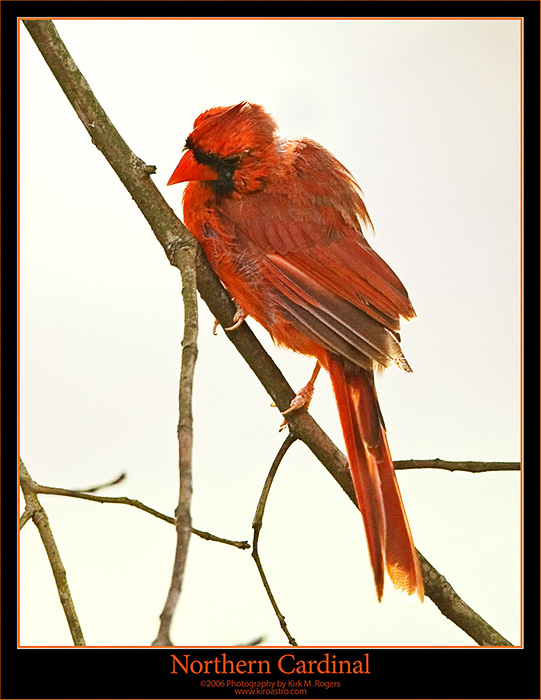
[216,140,414,370]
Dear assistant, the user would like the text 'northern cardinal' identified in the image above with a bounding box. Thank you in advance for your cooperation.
[168,102,423,601]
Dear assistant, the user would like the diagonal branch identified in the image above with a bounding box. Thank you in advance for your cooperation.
[19,460,86,646]
[23,19,516,646]
[417,550,513,646]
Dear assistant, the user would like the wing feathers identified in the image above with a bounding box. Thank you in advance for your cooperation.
[264,255,411,371]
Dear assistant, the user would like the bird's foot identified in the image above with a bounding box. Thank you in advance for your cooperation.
[281,384,316,416]
[225,304,248,331]
[212,303,248,335]
[276,363,322,430]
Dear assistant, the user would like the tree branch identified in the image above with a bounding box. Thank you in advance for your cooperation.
[394,459,520,473]
[418,550,512,646]
[23,19,517,646]
[19,473,250,549]
[19,460,86,646]
[153,245,198,646]
[251,433,299,646]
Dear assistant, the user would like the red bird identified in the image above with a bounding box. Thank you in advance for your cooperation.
[168,102,423,601]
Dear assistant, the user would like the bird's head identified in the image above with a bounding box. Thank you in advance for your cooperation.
[167,102,280,195]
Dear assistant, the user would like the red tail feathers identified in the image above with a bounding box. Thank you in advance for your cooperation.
[328,355,424,601]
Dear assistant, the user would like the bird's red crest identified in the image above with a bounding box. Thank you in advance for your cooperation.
[189,102,278,160]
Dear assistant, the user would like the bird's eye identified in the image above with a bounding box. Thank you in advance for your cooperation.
[223,154,242,167]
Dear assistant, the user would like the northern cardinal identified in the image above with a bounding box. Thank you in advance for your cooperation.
[168,102,423,601]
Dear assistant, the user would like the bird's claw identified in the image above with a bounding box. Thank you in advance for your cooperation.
[281,389,314,416]
[212,304,248,334]
[225,305,248,331]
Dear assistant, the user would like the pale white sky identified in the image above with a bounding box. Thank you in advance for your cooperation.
[20,17,521,647]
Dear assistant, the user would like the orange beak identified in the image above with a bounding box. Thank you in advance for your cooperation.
[167,150,219,186]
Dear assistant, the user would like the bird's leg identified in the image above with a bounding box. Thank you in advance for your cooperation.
[278,362,321,430]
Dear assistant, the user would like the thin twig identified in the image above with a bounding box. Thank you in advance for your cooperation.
[19,506,33,530]
[19,460,86,646]
[237,635,267,647]
[394,459,520,472]
[252,433,299,646]
[191,527,250,550]
[74,472,127,492]
[23,19,517,646]
[19,478,249,549]
[153,244,199,646]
